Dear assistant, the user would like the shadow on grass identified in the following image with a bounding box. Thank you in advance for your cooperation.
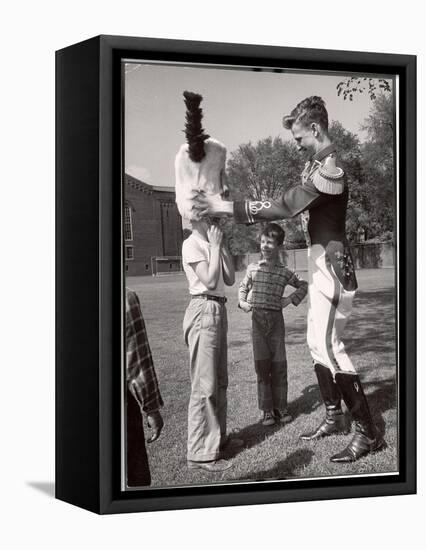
[358,377,397,440]
[345,288,396,355]
[223,421,283,458]
[225,376,396,460]
[284,286,396,350]
[244,449,315,481]
[229,339,252,349]
[289,375,396,425]
[288,383,322,420]
[285,323,308,346]
[241,378,395,480]
[292,377,396,441]
[284,288,396,355]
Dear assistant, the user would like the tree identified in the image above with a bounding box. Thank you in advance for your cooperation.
[222,220,259,255]
[335,75,396,241]
[328,121,365,242]
[224,136,306,252]
[359,94,395,240]
[336,77,392,101]
[227,136,303,201]
[361,92,395,139]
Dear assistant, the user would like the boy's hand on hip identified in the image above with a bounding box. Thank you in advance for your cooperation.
[281,296,292,309]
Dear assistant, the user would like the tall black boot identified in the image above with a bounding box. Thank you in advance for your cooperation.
[300,364,347,441]
[330,372,384,463]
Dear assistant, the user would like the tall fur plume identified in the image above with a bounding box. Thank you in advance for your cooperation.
[183,91,210,162]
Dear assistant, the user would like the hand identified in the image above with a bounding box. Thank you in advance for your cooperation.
[188,189,209,221]
[207,225,223,248]
[205,193,234,217]
[281,296,292,309]
[239,301,252,313]
[146,411,164,443]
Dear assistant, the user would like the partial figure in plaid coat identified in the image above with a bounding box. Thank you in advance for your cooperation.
[126,288,164,487]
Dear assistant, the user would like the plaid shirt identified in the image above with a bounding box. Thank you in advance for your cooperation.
[239,261,308,311]
[126,288,164,413]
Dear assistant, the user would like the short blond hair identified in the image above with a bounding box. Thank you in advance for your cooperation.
[283,96,329,131]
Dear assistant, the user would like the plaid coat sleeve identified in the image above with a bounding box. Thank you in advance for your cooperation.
[126,289,164,413]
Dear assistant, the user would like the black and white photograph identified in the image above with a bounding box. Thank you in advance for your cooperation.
[122,60,399,489]
[5,0,423,543]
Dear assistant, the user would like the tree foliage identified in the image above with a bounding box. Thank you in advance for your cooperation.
[223,94,395,252]
[337,77,391,101]
[330,94,395,241]
[223,137,305,253]
[227,136,303,201]
[328,121,365,242]
[359,94,395,240]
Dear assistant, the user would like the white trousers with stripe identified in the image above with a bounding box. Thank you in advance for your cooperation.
[307,244,356,375]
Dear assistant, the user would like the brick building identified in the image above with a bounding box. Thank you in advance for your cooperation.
[124,173,183,276]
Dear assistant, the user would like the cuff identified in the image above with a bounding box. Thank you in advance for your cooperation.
[290,294,302,306]
[234,201,251,223]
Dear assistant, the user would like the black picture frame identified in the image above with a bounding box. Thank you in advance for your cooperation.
[55,35,416,514]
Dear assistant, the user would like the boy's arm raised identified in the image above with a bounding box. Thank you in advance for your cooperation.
[221,242,235,286]
[191,226,223,291]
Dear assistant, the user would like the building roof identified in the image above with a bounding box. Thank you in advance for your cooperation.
[152,185,175,193]
[125,173,175,196]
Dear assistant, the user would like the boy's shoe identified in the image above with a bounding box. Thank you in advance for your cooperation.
[261,410,276,426]
[274,409,292,424]
[187,459,232,472]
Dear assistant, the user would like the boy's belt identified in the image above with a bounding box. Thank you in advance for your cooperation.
[191,294,227,305]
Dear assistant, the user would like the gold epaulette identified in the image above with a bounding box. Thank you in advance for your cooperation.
[312,155,344,195]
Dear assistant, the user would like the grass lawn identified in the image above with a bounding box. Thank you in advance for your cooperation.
[127,268,398,488]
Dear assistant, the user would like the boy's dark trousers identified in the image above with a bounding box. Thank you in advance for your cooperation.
[252,308,288,411]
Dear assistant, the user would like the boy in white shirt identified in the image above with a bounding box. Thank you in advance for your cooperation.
[175,91,240,472]
[182,221,236,471]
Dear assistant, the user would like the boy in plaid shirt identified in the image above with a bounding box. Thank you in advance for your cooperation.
[239,224,308,426]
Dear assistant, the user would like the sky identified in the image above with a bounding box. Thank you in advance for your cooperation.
[124,62,394,187]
